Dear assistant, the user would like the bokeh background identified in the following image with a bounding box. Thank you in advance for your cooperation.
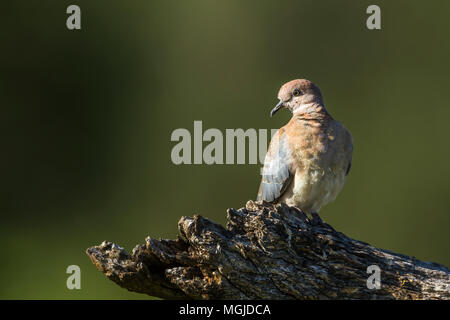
[1,0,449,299]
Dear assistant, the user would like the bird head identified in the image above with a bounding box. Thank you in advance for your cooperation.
[270,79,325,117]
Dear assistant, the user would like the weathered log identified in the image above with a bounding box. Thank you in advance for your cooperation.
[86,201,450,299]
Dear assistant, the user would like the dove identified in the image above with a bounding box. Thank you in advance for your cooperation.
[257,79,353,215]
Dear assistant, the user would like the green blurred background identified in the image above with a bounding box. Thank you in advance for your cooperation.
[1,0,449,299]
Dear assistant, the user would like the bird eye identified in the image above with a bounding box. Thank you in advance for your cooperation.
[293,89,302,97]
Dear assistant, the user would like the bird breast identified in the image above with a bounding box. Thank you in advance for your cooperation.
[281,119,350,213]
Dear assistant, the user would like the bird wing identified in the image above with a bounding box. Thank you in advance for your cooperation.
[257,128,293,202]
[345,159,352,176]
[344,128,353,176]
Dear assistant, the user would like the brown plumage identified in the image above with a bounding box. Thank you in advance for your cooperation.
[257,79,353,214]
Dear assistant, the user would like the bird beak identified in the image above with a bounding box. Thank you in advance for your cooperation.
[270,99,284,117]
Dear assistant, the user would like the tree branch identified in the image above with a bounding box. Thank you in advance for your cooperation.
[86,201,450,299]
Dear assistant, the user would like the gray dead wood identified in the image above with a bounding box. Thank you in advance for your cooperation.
[86,201,450,300]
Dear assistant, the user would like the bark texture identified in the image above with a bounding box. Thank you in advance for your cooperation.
[86,201,450,300]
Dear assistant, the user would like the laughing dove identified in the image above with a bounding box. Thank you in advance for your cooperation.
[257,79,353,214]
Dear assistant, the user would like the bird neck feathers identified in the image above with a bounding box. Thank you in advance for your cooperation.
[292,102,331,122]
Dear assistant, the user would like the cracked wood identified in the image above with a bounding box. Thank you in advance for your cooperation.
[86,201,450,299]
